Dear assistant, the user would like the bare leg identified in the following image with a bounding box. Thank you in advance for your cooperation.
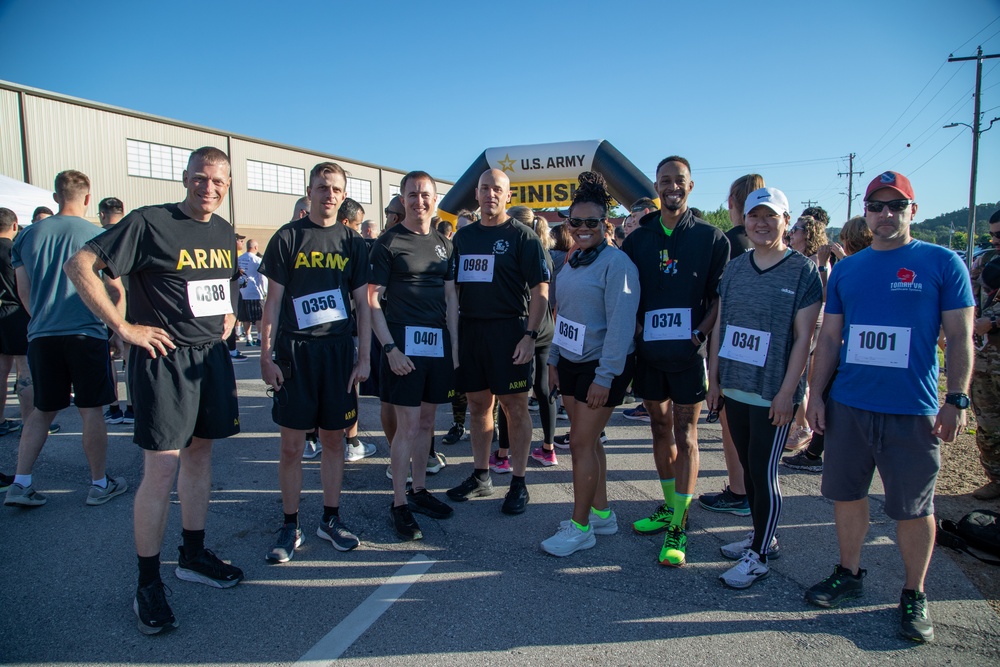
[380,401,397,447]
[670,402,702,495]
[467,389,495,470]
[391,405,423,506]
[134,449,181,556]
[318,428,346,508]
[177,437,213,531]
[898,515,935,591]
[644,399,676,480]
[14,408,57,475]
[834,498,869,574]
[719,407,746,494]
[14,357,33,421]
[499,392,531,477]
[564,395,614,526]
[79,406,109,481]
[277,427,308,514]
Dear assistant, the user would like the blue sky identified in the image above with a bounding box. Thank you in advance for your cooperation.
[1,0,999,223]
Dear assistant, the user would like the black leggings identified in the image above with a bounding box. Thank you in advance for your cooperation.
[725,397,797,558]
[499,343,554,448]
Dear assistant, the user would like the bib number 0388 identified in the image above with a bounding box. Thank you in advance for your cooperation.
[186,279,232,318]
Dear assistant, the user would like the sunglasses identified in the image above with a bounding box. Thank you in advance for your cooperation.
[566,217,605,229]
[865,199,913,213]
[989,231,1000,240]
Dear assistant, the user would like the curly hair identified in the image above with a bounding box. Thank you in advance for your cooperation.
[569,171,614,238]
[839,216,873,255]
[797,215,828,257]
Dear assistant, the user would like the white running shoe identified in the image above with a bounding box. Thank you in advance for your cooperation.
[720,531,780,560]
[720,550,769,589]
[345,440,376,462]
[541,521,597,557]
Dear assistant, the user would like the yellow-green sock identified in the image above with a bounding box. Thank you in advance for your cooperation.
[670,493,693,530]
[591,506,611,519]
[661,479,675,506]
[571,519,591,532]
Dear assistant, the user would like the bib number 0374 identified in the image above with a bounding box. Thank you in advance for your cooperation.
[643,308,691,341]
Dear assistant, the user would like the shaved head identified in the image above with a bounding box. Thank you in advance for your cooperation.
[476,169,512,224]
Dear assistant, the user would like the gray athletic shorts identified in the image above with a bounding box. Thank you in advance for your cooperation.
[821,398,940,520]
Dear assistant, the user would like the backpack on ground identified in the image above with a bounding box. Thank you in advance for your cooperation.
[936,509,1000,566]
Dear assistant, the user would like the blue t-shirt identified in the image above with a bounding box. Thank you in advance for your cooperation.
[825,240,973,415]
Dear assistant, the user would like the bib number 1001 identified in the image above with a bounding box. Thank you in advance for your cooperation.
[731,330,763,351]
[856,330,897,352]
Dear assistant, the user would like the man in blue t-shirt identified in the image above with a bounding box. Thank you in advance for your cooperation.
[804,171,974,643]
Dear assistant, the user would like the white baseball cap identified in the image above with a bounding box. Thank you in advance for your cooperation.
[744,187,790,217]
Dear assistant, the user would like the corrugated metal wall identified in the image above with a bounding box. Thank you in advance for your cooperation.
[0,89,24,180]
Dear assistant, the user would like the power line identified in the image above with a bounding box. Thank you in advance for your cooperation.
[909,130,965,175]
[952,15,1000,54]
[861,61,948,159]
[866,88,973,174]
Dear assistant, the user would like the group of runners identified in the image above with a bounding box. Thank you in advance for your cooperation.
[0,147,977,646]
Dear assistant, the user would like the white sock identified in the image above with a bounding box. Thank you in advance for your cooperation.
[13,474,31,487]
[92,476,108,489]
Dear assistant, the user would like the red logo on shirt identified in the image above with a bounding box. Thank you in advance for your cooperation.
[896,268,915,283]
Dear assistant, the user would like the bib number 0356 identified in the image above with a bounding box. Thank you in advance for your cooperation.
[292,289,348,329]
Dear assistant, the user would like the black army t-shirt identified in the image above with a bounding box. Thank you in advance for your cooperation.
[87,204,237,347]
[452,219,549,320]
[370,224,454,328]
[259,218,369,339]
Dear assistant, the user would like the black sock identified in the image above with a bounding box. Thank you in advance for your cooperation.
[730,489,747,498]
[429,437,436,457]
[347,436,360,446]
[181,528,205,559]
[474,468,490,482]
[137,553,161,587]
[511,474,526,489]
[322,506,339,523]
[284,512,298,526]
[495,452,508,460]
[126,404,133,411]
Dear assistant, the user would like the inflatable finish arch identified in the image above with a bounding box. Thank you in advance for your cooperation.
[437,140,657,224]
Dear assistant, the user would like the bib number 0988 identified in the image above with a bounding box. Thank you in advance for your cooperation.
[463,257,490,272]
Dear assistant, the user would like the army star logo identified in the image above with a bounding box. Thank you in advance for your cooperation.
[498,154,516,173]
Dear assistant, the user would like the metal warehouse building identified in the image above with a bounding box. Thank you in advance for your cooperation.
[0,80,451,245]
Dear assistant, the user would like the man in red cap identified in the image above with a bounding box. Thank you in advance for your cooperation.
[803,171,974,643]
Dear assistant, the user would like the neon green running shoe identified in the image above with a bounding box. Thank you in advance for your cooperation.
[632,503,674,535]
[659,527,687,567]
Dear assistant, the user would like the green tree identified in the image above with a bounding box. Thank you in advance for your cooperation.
[951,231,967,250]
[700,205,732,232]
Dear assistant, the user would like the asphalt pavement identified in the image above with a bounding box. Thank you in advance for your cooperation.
[1,346,998,666]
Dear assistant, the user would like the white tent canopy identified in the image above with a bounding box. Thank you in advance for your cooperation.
[0,173,54,225]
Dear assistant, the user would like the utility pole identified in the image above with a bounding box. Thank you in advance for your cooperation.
[838,153,863,220]
[948,46,1000,271]
[801,199,817,208]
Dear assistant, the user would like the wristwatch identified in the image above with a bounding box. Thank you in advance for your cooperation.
[945,393,970,409]
[692,329,707,344]
[383,343,397,354]
[524,330,539,340]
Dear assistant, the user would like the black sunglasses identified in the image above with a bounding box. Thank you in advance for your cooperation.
[566,217,605,229]
[384,208,403,217]
[865,199,913,213]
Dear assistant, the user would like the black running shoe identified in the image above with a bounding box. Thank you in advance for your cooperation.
[134,580,178,635]
[174,547,244,589]
[390,503,423,541]
[442,422,465,445]
[804,565,866,608]
[899,590,934,642]
[446,474,494,501]
[501,484,530,515]
[407,488,454,519]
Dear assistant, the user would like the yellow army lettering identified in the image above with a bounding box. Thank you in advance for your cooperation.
[294,252,350,270]
[508,380,528,390]
[344,408,357,421]
[176,248,233,270]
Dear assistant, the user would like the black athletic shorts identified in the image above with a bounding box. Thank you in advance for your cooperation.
[28,334,116,412]
[0,305,28,356]
[380,323,455,407]
[632,359,707,405]
[237,298,263,323]
[457,317,533,395]
[557,354,635,408]
[272,336,357,431]
[130,340,240,451]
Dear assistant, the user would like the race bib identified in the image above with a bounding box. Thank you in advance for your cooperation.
[186,279,232,318]
[719,325,771,367]
[457,254,495,282]
[643,308,692,341]
[554,315,585,356]
[405,326,444,357]
[292,289,348,329]
[846,324,911,368]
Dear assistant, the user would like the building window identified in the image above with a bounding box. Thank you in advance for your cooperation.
[389,184,401,197]
[346,177,372,204]
[246,160,305,196]
[127,139,189,181]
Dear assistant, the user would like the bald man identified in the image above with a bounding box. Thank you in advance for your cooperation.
[447,169,550,515]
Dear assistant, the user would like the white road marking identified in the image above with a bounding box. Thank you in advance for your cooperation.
[295,554,435,665]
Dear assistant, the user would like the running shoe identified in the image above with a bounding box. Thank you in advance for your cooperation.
[0,473,12,493]
[134,580,178,635]
[122,408,135,425]
[427,451,447,474]
[720,550,769,589]
[698,485,750,516]
[623,404,651,422]
[632,503,674,535]
[720,531,780,560]
[230,350,248,362]
[345,440,376,462]
[48,423,61,435]
[104,408,125,424]
[528,397,539,411]
[553,433,571,450]
[406,488,454,519]
[266,522,304,563]
[447,474,494,501]
[556,406,569,420]
[317,516,360,551]
[442,422,465,445]
[784,425,812,452]
[781,450,823,473]
[541,522,596,557]
[501,484,530,515]
[4,483,46,507]
[385,464,412,483]
[530,447,558,466]
[0,419,21,436]
[86,476,128,506]
[489,451,511,474]
[302,438,322,460]
[175,547,243,588]
[390,503,423,541]
[804,565,866,608]
[658,527,687,567]
[899,590,934,642]
[559,510,619,535]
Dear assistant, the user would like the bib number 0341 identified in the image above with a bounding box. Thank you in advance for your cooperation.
[718,324,771,367]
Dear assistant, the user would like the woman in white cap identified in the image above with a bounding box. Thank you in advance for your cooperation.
[707,187,823,588]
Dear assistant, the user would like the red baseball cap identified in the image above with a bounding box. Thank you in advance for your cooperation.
[864,171,915,201]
